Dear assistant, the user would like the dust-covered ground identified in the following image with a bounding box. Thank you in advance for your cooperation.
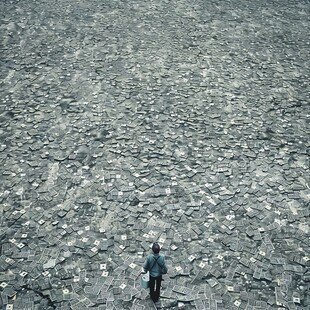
[0,0,309,309]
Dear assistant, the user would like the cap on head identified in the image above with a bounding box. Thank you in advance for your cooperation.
[152,242,160,254]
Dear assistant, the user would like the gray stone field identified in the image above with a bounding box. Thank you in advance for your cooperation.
[0,0,309,309]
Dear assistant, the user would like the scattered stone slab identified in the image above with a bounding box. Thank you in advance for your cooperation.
[0,0,309,309]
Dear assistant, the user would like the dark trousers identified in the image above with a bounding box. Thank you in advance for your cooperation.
[149,275,162,302]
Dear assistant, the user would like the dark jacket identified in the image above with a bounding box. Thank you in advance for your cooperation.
[143,253,168,277]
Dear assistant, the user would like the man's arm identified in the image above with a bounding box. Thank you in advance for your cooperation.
[143,256,150,272]
[161,256,168,274]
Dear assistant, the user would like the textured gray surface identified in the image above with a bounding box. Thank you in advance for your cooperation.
[0,0,309,309]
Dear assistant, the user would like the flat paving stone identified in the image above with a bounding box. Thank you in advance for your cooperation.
[0,0,309,309]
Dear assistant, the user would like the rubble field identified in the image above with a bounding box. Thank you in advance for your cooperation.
[0,0,309,309]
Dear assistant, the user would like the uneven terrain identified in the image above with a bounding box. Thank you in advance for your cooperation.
[0,0,309,309]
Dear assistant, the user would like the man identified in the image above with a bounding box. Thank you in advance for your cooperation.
[143,242,168,303]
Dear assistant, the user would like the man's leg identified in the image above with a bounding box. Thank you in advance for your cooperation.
[154,276,162,302]
[149,276,156,302]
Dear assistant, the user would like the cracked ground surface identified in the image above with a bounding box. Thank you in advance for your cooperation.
[0,0,309,309]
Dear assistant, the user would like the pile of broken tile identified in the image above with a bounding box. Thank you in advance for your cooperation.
[0,0,309,309]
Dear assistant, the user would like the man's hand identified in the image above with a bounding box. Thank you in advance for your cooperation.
[141,268,146,274]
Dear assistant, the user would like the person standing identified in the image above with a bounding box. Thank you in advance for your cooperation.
[143,242,168,303]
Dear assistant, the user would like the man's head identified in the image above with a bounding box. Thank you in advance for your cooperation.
[152,242,160,254]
